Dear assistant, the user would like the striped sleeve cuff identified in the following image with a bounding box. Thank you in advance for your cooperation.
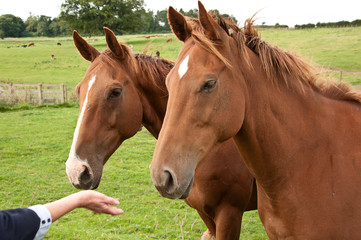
[28,205,52,240]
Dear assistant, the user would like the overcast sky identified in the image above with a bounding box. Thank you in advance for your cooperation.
[1,0,360,27]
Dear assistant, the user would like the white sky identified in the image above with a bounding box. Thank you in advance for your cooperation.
[0,0,360,27]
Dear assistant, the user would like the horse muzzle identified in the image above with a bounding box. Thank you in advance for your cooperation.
[66,156,102,190]
[151,167,194,199]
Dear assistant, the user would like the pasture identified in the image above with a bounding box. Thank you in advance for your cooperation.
[0,26,360,239]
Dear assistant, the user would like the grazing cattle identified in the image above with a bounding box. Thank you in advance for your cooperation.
[57,42,62,46]
[166,38,172,43]
[145,35,150,39]
[28,42,34,47]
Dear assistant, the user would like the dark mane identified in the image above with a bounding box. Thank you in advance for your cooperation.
[188,13,361,103]
[134,53,174,93]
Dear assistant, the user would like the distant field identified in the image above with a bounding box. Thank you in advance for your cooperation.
[260,27,361,85]
[0,27,360,92]
[0,34,182,94]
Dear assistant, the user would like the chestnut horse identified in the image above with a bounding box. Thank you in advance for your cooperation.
[150,2,361,239]
[66,27,257,239]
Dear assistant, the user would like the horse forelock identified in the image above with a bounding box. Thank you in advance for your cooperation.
[96,47,173,95]
[187,13,361,104]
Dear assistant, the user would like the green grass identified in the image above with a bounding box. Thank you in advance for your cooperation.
[261,27,361,71]
[259,27,361,84]
[0,34,182,92]
[0,105,266,239]
[0,27,360,239]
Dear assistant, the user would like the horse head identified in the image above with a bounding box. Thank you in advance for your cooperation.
[66,28,143,189]
[150,1,247,199]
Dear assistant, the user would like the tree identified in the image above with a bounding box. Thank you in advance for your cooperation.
[37,15,52,36]
[181,8,198,18]
[140,10,156,33]
[60,0,148,36]
[48,18,69,36]
[154,9,170,32]
[0,14,25,38]
[25,14,38,33]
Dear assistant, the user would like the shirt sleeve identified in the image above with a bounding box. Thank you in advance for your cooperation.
[28,205,52,240]
[0,207,40,240]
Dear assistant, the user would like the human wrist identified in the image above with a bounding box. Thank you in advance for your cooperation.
[75,190,91,208]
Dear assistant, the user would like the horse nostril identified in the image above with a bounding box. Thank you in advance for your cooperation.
[79,166,93,187]
[164,170,176,194]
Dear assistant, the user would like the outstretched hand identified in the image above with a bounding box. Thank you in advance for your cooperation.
[78,190,124,215]
[45,190,124,222]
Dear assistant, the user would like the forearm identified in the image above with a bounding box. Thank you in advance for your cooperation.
[44,193,81,222]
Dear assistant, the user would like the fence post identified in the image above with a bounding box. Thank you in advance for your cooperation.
[339,71,342,82]
[60,84,65,103]
[64,85,68,103]
[9,83,14,104]
[38,84,43,105]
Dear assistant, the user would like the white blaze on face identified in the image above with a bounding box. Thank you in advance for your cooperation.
[66,76,96,171]
[178,55,189,79]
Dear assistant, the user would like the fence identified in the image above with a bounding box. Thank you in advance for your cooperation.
[0,83,67,105]
[323,70,361,82]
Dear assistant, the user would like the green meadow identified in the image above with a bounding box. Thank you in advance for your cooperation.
[0,27,360,239]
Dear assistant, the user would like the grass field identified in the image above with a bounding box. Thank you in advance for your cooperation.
[0,27,360,239]
[0,105,266,239]
[0,27,360,90]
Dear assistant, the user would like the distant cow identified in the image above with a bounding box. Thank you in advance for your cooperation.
[57,42,62,46]
[156,51,160,58]
[145,35,150,39]
[28,42,34,47]
[166,38,172,43]
[21,45,27,48]
[51,54,55,60]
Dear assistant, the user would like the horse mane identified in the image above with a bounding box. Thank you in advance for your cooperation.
[101,47,174,94]
[187,13,361,104]
[134,53,174,93]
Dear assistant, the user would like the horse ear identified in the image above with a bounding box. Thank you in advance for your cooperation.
[73,30,100,62]
[103,27,128,59]
[168,6,192,42]
[198,1,223,40]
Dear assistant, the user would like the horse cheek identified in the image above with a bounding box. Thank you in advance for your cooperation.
[217,89,245,142]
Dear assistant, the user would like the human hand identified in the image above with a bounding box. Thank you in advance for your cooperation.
[77,190,124,215]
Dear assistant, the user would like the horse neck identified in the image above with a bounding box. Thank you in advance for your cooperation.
[134,54,173,138]
[234,48,356,193]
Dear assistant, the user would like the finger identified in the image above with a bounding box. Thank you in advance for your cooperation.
[105,206,124,215]
[104,196,120,206]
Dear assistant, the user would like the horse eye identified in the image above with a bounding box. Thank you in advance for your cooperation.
[108,88,122,99]
[201,80,217,92]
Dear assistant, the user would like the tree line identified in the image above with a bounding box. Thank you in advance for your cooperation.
[1,0,360,38]
[0,0,238,38]
[295,19,361,29]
